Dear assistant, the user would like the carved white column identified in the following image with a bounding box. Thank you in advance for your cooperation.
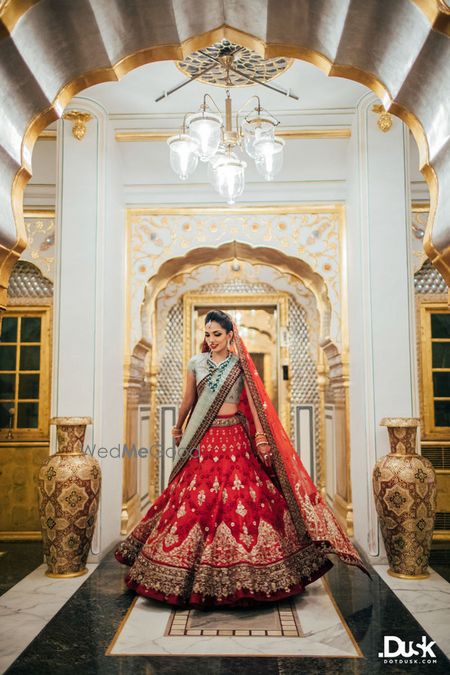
[53,98,125,561]
[346,93,418,563]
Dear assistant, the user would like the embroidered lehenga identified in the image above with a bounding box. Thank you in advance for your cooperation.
[115,322,369,609]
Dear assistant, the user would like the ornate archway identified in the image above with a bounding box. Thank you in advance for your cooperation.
[0,0,449,311]
[122,242,352,533]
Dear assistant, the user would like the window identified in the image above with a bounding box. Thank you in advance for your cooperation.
[421,304,450,438]
[0,307,51,440]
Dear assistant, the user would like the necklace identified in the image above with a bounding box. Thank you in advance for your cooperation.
[207,350,232,392]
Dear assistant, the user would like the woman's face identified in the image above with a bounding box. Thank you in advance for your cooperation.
[204,320,233,353]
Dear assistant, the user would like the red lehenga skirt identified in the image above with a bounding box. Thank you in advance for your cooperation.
[115,413,333,610]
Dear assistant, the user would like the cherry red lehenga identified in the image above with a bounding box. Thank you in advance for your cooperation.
[115,413,333,609]
[115,321,370,610]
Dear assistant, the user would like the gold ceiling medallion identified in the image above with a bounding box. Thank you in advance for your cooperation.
[176,39,293,88]
[371,104,393,133]
[63,110,93,141]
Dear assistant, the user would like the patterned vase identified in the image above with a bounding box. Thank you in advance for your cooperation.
[38,417,101,577]
[372,417,436,579]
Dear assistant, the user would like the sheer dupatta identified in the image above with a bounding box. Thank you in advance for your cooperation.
[230,321,371,578]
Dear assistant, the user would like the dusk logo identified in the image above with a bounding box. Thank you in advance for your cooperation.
[378,635,437,664]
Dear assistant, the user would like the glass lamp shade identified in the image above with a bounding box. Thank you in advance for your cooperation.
[208,146,237,191]
[213,155,246,204]
[167,134,199,180]
[254,136,285,180]
[186,111,222,161]
[242,118,277,159]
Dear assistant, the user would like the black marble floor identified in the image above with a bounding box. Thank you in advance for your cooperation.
[3,543,450,675]
[429,543,450,583]
[0,541,43,596]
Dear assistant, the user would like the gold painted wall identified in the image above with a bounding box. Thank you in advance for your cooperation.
[0,443,48,539]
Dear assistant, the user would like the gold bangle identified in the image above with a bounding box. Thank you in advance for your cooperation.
[256,440,270,447]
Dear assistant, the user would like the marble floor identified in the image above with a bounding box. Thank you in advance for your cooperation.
[0,542,449,674]
[108,576,362,658]
[373,565,450,660]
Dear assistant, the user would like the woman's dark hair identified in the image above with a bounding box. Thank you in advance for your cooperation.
[204,310,233,333]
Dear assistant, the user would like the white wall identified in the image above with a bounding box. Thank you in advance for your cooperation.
[346,92,419,563]
[52,98,124,561]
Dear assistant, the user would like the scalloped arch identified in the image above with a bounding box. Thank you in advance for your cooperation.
[0,0,449,311]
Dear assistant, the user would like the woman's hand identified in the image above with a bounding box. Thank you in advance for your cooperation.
[172,425,183,447]
[256,442,273,469]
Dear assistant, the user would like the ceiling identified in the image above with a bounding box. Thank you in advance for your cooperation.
[82,57,368,118]
[28,50,427,201]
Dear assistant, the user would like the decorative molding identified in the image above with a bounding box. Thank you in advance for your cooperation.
[22,210,55,282]
[371,104,393,132]
[62,110,93,141]
[127,205,343,357]
[115,128,351,142]
[37,130,57,141]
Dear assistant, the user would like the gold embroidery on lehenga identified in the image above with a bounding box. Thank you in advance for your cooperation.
[197,489,206,505]
[164,523,179,547]
[266,480,276,494]
[249,487,257,501]
[239,523,254,548]
[254,472,263,486]
[232,475,244,490]
[188,475,197,491]
[236,501,247,517]
[222,488,228,503]
[210,476,220,493]
[126,512,329,602]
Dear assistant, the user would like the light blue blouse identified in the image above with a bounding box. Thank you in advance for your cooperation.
[187,352,244,404]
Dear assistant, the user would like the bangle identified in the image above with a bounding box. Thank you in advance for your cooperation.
[256,440,270,448]
[255,431,267,438]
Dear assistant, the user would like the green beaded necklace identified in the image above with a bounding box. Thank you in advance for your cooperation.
[207,351,232,392]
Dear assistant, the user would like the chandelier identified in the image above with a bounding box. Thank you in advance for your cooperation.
[167,91,285,204]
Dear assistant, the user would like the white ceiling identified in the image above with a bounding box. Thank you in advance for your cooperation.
[27,53,428,204]
[83,58,368,117]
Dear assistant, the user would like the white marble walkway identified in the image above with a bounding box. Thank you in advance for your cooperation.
[373,564,450,659]
[107,577,363,658]
[0,564,98,673]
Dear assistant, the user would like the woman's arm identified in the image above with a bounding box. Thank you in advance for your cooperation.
[244,378,264,434]
[173,370,197,444]
[243,378,272,468]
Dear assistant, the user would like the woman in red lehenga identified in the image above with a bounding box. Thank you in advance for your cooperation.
[115,309,370,609]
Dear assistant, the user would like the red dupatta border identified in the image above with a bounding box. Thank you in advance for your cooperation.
[230,321,371,579]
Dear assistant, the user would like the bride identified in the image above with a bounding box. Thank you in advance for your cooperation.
[115,309,369,609]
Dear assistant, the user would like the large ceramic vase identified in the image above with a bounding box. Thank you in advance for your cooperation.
[38,417,101,577]
[372,417,436,579]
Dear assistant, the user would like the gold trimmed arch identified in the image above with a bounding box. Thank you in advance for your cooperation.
[141,241,333,350]
[0,4,449,309]
[121,241,353,533]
